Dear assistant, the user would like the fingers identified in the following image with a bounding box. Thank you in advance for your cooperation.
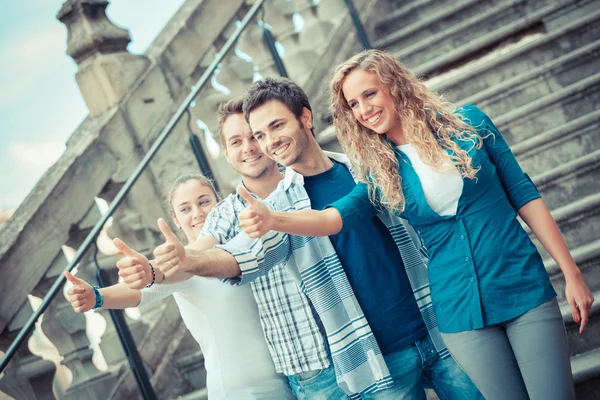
[67,286,94,313]
[67,286,86,296]
[237,186,256,206]
[239,208,265,237]
[579,306,589,334]
[154,253,181,277]
[153,242,174,258]
[116,256,142,269]
[578,294,595,334]
[117,262,148,289]
[113,238,141,259]
[158,218,179,243]
[567,295,580,325]
[64,271,85,286]
[239,212,261,228]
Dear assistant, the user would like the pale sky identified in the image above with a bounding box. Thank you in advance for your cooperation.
[0,0,186,209]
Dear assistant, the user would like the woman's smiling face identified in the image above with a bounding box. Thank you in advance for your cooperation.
[342,68,401,136]
[170,180,218,243]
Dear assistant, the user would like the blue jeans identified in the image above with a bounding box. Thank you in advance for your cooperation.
[287,361,350,400]
[362,334,483,400]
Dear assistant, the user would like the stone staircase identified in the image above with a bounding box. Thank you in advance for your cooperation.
[361,0,600,397]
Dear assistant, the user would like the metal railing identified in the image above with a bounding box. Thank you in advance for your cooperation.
[0,0,370,395]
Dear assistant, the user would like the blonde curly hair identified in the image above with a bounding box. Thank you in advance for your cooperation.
[330,50,481,212]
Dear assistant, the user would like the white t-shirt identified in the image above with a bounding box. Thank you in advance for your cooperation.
[140,277,294,399]
[396,143,463,216]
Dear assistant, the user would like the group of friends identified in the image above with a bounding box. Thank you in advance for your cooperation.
[64,50,594,400]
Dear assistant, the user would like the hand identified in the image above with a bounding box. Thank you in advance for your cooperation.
[64,271,96,313]
[237,186,273,238]
[114,238,152,289]
[565,273,595,334]
[154,218,188,278]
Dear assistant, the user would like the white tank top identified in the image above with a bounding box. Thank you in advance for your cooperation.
[140,277,294,399]
[396,143,463,216]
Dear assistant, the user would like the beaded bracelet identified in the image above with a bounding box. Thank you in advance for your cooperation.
[91,285,104,310]
[146,262,156,288]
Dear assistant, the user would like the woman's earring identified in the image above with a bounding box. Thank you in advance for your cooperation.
[177,226,182,230]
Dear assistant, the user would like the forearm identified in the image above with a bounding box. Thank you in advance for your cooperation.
[271,208,342,236]
[99,283,142,309]
[186,248,242,279]
[162,237,220,283]
[519,198,581,280]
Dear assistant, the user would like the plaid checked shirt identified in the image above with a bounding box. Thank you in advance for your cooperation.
[199,189,329,376]
[219,152,450,397]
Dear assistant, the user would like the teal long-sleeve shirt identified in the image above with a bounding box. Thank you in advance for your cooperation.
[330,105,556,333]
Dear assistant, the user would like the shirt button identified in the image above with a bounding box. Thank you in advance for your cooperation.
[465,256,470,262]
[470,277,475,283]
[460,235,465,240]
[455,216,460,221]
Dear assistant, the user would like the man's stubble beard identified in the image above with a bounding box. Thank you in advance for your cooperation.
[240,160,277,180]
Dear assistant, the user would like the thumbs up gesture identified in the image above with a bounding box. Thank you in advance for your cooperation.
[114,238,153,289]
[64,271,96,313]
[238,186,273,238]
[153,218,188,278]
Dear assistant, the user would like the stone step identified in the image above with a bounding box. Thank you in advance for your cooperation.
[374,0,501,53]
[513,109,600,177]
[529,193,600,260]
[394,0,538,69]
[414,4,600,77]
[560,290,600,357]
[460,39,600,119]
[430,8,600,101]
[572,348,600,399]
[373,0,455,39]
[532,149,600,211]
[396,0,567,75]
[494,71,600,145]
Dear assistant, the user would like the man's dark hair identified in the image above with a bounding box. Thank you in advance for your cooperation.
[243,77,315,136]
[216,98,245,146]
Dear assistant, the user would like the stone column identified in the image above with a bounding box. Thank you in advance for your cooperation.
[0,302,56,400]
[56,0,150,117]
[37,205,121,399]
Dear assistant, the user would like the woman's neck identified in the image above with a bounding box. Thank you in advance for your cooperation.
[386,123,408,146]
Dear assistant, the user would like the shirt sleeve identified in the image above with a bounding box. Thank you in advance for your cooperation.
[198,200,238,244]
[327,182,378,233]
[463,104,541,211]
[216,229,293,286]
[139,279,190,307]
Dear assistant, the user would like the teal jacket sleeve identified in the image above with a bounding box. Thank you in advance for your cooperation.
[462,104,540,211]
[327,182,378,234]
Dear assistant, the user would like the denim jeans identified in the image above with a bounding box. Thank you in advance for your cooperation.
[287,361,350,400]
[362,334,483,400]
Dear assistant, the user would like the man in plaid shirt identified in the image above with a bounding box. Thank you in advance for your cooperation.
[196,98,343,397]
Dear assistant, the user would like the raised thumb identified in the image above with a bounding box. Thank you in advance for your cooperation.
[158,218,178,242]
[113,238,140,258]
[236,186,256,206]
[64,271,84,286]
